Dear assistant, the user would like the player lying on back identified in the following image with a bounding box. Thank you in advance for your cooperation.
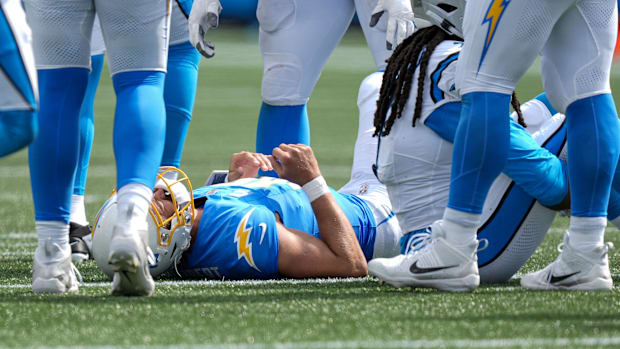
[92,149,402,279]
[367,9,617,290]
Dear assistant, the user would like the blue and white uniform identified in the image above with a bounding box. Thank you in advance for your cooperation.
[0,0,38,157]
[255,0,394,171]
[372,42,576,282]
[179,72,402,280]
[449,0,619,229]
[179,176,399,280]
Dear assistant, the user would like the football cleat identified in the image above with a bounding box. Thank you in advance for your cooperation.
[69,222,92,263]
[32,240,81,294]
[368,220,480,292]
[108,226,155,297]
[520,232,614,291]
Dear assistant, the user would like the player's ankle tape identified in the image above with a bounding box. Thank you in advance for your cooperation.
[302,176,329,202]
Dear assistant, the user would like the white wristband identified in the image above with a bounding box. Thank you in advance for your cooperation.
[302,176,330,203]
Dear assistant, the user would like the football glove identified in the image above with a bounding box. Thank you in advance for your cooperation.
[188,0,222,58]
[370,0,415,50]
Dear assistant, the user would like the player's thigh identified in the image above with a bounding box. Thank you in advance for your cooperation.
[22,0,93,69]
[0,0,37,111]
[541,0,617,113]
[169,1,189,47]
[95,0,171,76]
[258,0,355,105]
[90,15,105,56]
[455,0,570,95]
[354,0,392,71]
[377,120,452,233]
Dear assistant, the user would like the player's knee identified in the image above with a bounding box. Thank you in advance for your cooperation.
[256,0,295,33]
[542,60,612,114]
[261,53,308,105]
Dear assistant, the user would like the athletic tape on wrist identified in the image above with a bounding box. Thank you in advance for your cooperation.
[302,176,329,202]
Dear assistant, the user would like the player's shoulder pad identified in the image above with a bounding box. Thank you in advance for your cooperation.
[357,71,384,107]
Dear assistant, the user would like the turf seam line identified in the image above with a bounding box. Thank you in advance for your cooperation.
[14,337,620,349]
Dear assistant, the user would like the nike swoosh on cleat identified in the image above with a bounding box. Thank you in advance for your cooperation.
[409,261,457,274]
[550,272,579,284]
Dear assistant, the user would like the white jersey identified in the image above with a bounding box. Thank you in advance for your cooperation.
[370,45,568,282]
[0,0,38,111]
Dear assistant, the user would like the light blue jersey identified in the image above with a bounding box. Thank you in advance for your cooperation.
[179,177,377,279]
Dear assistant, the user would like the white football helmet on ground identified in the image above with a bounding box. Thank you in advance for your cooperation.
[412,0,466,38]
[92,167,195,278]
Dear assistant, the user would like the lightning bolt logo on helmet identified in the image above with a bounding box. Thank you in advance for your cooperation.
[234,208,261,272]
[478,0,511,71]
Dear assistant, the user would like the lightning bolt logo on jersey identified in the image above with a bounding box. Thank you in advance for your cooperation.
[234,208,261,272]
[178,177,377,279]
[478,0,511,72]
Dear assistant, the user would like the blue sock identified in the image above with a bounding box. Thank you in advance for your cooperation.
[29,68,89,222]
[566,93,620,217]
[161,41,201,168]
[607,188,620,222]
[256,103,310,177]
[73,54,104,195]
[112,71,166,189]
[448,92,511,214]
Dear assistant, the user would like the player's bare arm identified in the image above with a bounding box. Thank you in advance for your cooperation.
[269,144,368,278]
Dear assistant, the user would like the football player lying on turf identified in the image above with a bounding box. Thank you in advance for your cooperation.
[367,9,617,290]
[91,111,403,279]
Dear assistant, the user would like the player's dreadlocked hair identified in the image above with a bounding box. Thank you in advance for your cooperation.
[373,26,525,137]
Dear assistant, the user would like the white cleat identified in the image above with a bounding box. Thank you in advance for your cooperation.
[521,232,614,291]
[368,221,480,292]
[32,240,81,294]
[108,226,155,297]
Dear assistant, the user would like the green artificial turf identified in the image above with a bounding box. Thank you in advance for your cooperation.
[0,26,618,349]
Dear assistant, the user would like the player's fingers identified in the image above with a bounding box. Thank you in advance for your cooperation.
[268,155,283,176]
[272,146,290,163]
[386,19,397,50]
[407,20,416,36]
[198,39,215,59]
[206,12,219,29]
[395,21,408,47]
[254,153,273,171]
[369,10,384,27]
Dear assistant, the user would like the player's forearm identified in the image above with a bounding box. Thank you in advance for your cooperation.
[310,194,368,277]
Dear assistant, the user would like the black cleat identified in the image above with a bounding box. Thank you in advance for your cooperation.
[69,222,92,263]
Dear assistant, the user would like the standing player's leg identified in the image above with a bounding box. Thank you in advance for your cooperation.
[0,0,37,157]
[96,0,170,296]
[354,0,392,72]
[69,52,104,263]
[521,0,619,290]
[255,0,355,175]
[414,0,572,291]
[161,2,201,175]
[23,0,94,293]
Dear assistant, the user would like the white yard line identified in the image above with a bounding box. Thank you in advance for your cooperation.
[18,337,620,349]
[0,277,618,290]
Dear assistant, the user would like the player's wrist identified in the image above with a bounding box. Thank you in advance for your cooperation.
[302,176,329,203]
